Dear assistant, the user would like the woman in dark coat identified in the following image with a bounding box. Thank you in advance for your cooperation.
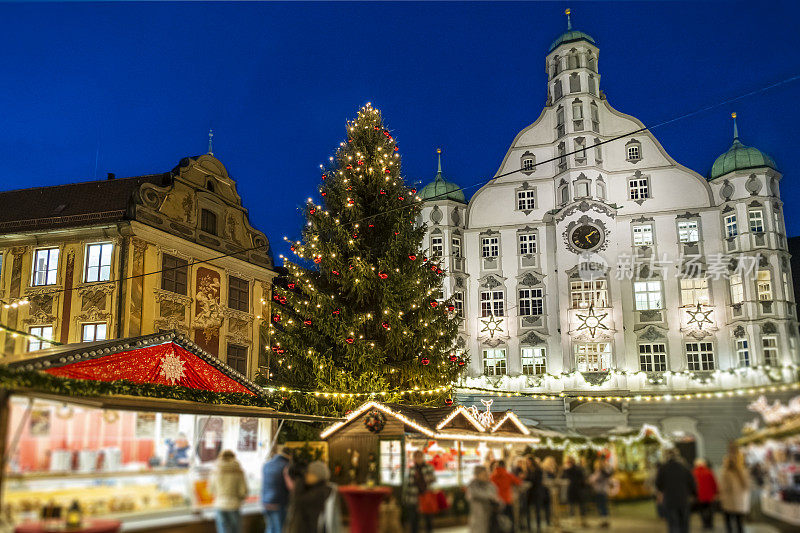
[560,456,588,528]
[286,461,333,533]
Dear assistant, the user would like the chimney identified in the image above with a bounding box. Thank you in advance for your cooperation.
[107,172,115,180]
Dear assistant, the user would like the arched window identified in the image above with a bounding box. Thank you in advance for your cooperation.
[590,102,600,132]
[552,55,561,76]
[596,178,606,200]
[568,50,579,70]
[574,174,590,197]
[556,106,565,138]
[559,183,570,205]
[557,142,567,173]
[521,152,536,173]
[553,79,563,101]
[594,138,603,162]
[569,73,581,93]
[588,75,597,96]
[574,137,587,164]
[626,139,642,162]
[206,180,215,192]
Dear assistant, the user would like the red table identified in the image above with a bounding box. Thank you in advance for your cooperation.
[15,519,121,533]
[338,485,392,533]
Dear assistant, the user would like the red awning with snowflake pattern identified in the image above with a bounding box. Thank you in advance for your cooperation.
[41,342,255,396]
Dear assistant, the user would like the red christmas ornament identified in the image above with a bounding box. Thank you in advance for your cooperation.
[321,174,326,179]
[321,192,326,196]
[430,265,438,271]
[380,189,386,195]
[398,196,404,200]
[383,130,390,136]
[352,234,358,239]
[457,359,466,367]
[333,309,340,315]
[394,232,399,236]
[346,337,354,344]
[436,269,443,275]
[421,356,430,366]
[447,305,455,312]
[303,319,312,326]
[279,297,287,305]
[385,169,391,174]
[449,354,458,362]
[314,257,322,264]
[273,294,281,302]
[348,199,355,206]
[422,256,428,262]
[409,254,417,261]
[374,126,380,131]
[378,272,388,279]
[310,208,316,214]
[410,188,417,194]
[430,301,438,308]
[346,165,353,170]
[290,245,296,252]
[382,322,390,329]
[272,314,281,323]
[348,139,353,143]
[332,270,340,276]
[444,398,454,406]
[347,186,352,191]
[357,160,364,166]
[287,282,295,289]
[368,224,374,228]
[349,264,354,270]
[394,146,399,151]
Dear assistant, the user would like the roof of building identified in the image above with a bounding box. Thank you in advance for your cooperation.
[709,115,778,179]
[549,9,595,53]
[0,174,170,234]
[418,150,466,204]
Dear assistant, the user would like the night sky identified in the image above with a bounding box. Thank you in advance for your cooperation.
[1,1,798,260]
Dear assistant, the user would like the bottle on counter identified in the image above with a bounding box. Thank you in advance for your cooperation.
[65,500,82,529]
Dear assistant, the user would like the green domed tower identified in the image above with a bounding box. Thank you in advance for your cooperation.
[418,149,466,204]
[709,112,778,180]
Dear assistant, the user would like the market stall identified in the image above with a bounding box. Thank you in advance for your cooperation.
[319,399,540,526]
[738,395,800,526]
[0,331,336,532]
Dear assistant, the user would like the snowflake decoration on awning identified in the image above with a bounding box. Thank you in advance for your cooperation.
[480,314,503,338]
[575,305,609,337]
[159,351,186,385]
[686,303,713,330]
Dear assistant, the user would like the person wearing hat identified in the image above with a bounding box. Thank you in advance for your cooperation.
[286,460,340,533]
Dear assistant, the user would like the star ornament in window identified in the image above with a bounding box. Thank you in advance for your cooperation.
[159,351,186,385]
[575,305,609,337]
[686,303,714,330]
[480,314,503,338]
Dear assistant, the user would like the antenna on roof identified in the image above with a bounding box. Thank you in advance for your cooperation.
[208,128,214,156]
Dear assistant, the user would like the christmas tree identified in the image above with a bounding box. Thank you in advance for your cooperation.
[263,103,465,416]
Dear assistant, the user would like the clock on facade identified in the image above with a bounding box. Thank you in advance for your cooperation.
[570,224,604,250]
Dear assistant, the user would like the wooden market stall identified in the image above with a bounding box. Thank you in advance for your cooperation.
[0,331,336,532]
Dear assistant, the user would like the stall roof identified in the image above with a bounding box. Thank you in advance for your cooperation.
[320,401,540,443]
[2,331,341,423]
[737,415,800,445]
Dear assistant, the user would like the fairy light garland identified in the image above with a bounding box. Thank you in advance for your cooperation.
[0,323,62,346]
[261,384,451,399]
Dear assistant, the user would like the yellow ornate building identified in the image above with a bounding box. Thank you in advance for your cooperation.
[0,154,275,378]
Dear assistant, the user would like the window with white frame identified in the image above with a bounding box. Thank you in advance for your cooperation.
[749,210,764,233]
[574,138,587,163]
[522,156,535,172]
[570,279,608,308]
[677,220,699,243]
[627,144,641,161]
[521,347,547,375]
[590,104,600,132]
[729,273,744,304]
[518,233,537,255]
[736,338,750,367]
[596,181,606,200]
[431,236,443,256]
[453,292,464,318]
[634,281,663,310]
[28,326,53,352]
[517,190,536,210]
[757,270,773,300]
[556,108,566,137]
[483,348,507,376]
[594,139,602,160]
[85,243,113,283]
[632,224,653,246]
[575,180,589,197]
[553,79,563,101]
[32,248,59,286]
[680,277,710,306]
[572,101,584,131]
[628,177,649,200]
[82,322,107,342]
[724,215,738,238]
[639,343,667,372]
[686,341,714,371]
[569,72,581,93]
[451,237,462,258]
[559,184,570,205]
[481,236,499,258]
[588,74,598,96]
[575,342,611,372]
[762,336,778,366]
[519,288,543,316]
[480,290,504,317]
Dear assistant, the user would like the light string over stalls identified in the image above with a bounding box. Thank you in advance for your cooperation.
[260,384,452,399]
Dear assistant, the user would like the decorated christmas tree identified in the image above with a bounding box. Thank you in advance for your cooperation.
[262,103,465,416]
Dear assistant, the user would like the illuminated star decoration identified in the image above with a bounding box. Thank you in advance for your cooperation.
[575,305,609,337]
[686,303,714,330]
[159,351,186,385]
[480,314,503,338]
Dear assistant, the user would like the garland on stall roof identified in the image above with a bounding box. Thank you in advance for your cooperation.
[0,366,279,408]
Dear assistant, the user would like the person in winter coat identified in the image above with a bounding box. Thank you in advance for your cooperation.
[655,448,696,533]
[589,458,614,528]
[286,461,338,533]
[405,450,436,533]
[467,465,500,533]
[560,456,588,527]
[692,458,718,530]
[719,446,750,533]
[491,460,522,530]
[210,450,248,533]
[261,446,293,533]
[512,456,533,532]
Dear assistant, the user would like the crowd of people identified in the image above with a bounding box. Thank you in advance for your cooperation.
[654,443,752,533]
[461,452,617,533]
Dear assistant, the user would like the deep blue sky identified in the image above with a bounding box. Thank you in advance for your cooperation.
[2,2,799,260]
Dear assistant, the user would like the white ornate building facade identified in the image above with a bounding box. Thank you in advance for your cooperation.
[419,14,798,460]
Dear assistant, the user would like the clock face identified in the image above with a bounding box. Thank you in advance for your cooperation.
[570,224,603,250]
